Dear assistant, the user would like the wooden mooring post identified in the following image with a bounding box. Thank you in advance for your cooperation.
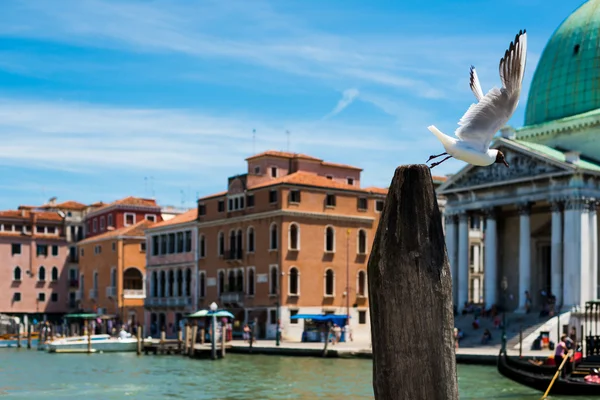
[183,323,190,355]
[87,321,92,354]
[137,325,142,356]
[27,324,32,349]
[190,324,198,356]
[160,327,166,354]
[16,324,21,348]
[177,327,183,353]
[367,165,458,400]
[221,326,226,358]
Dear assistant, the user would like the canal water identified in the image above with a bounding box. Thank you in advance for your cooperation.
[0,349,594,399]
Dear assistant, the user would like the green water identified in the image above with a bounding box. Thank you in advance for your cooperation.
[0,349,593,399]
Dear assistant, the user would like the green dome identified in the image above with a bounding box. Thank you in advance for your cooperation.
[525,0,600,126]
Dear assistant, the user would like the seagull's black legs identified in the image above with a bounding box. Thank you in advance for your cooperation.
[429,155,453,169]
[426,152,448,163]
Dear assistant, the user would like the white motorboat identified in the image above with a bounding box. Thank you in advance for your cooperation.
[47,334,138,353]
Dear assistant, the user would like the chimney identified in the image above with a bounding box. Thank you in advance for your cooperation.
[48,197,57,206]
[565,151,581,164]
[500,126,516,140]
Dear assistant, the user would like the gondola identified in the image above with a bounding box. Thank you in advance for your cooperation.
[497,349,600,396]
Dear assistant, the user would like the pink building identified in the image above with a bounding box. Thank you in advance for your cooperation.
[0,209,70,321]
[143,209,198,337]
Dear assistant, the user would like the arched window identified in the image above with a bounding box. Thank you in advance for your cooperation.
[168,270,174,296]
[38,266,46,281]
[236,229,243,257]
[177,269,183,296]
[199,272,206,298]
[358,229,367,254]
[325,226,335,252]
[247,227,255,253]
[159,270,166,297]
[124,268,143,290]
[357,270,367,297]
[151,271,158,297]
[218,231,225,256]
[229,230,236,256]
[288,223,299,250]
[51,266,59,282]
[324,269,334,296]
[199,235,206,258]
[270,265,278,295]
[228,270,235,292]
[269,223,278,250]
[185,268,192,296]
[236,269,244,292]
[289,267,299,295]
[13,266,21,281]
[247,268,255,296]
[218,270,225,295]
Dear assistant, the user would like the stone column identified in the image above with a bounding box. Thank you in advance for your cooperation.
[484,208,497,308]
[444,213,458,307]
[550,201,563,309]
[458,213,469,310]
[563,198,588,309]
[589,201,598,301]
[518,203,532,311]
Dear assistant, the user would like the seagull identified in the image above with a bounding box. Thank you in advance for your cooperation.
[426,29,527,169]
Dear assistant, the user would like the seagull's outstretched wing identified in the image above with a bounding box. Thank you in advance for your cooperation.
[469,66,484,102]
[455,30,528,153]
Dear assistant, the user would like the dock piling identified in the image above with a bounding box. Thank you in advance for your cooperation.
[16,324,21,348]
[137,324,142,356]
[221,326,226,358]
[27,324,32,349]
[367,165,458,400]
[160,327,166,355]
[177,327,183,353]
[190,324,198,356]
[87,321,92,354]
[183,323,190,355]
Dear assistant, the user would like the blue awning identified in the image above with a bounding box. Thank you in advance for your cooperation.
[290,314,349,323]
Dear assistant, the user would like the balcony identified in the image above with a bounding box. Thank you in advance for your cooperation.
[105,286,117,298]
[123,289,145,299]
[144,297,161,307]
[225,248,243,263]
[220,291,244,303]
[69,279,79,289]
[89,289,98,300]
[144,297,191,307]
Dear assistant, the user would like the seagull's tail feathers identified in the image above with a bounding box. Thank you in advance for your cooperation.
[427,125,456,149]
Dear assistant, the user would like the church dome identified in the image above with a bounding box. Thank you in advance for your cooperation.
[525,0,600,126]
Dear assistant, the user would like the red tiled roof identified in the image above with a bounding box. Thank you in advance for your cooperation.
[55,201,87,210]
[0,209,63,222]
[78,220,154,244]
[88,196,160,214]
[149,209,197,229]
[320,161,362,171]
[245,150,322,162]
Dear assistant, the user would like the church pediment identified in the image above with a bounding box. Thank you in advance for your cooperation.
[438,139,571,193]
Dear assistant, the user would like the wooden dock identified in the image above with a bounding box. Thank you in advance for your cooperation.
[142,339,231,358]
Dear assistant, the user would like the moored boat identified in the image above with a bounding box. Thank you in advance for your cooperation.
[47,334,138,353]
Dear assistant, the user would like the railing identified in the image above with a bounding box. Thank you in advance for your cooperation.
[89,289,98,300]
[225,248,243,261]
[105,286,117,298]
[123,289,145,299]
[144,297,191,307]
[220,292,244,303]
[144,297,161,307]
[69,279,79,288]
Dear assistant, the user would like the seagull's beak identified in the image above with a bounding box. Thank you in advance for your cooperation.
[503,160,509,168]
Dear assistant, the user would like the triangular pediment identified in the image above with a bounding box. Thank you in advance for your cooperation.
[438,139,574,193]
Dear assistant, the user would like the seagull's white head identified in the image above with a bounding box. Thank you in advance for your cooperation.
[494,150,509,168]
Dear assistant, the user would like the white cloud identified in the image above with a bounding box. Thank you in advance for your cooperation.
[323,88,360,119]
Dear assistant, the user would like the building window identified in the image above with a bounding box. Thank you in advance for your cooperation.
[270,309,277,325]
[235,269,244,292]
[177,232,184,253]
[52,245,59,257]
[185,231,192,252]
[269,265,278,295]
[112,242,116,252]
[247,194,255,208]
[38,266,46,281]
[152,236,159,256]
[375,200,384,212]
[357,270,367,297]
[325,226,335,252]
[13,266,21,281]
[289,190,301,203]
[218,200,225,212]
[247,267,255,296]
[11,243,21,255]
[218,270,225,296]
[357,198,368,210]
[198,204,206,216]
[47,226,56,234]
[254,166,260,174]
[13,292,21,302]
[124,213,135,226]
[160,235,167,254]
[347,178,354,185]
[94,245,102,255]
[80,248,84,257]
[358,229,367,254]
[140,242,146,252]
[326,175,333,180]
[270,167,278,178]
[146,214,156,222]
[269,223,278,250]
[168,233,176,253]
[199,235,206,258]
[324,269,334,296]
[36,226,45,234]
[289,267,299,295]
[290,309,299,324]
[269,190,278,204]
[100,216,105,230]
[51,266,59,282]
[107,214,113,227]
[36,244,48,257]
[199,272,206,298]
[38,293,45,302]
[326,194,336,207]
[93,219,97,232]
[358,310,367,324]
[218,232,225,256]
[288,223,299,250]
[51,293,58,302]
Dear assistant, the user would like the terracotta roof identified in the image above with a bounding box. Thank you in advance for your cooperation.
[0,209,63,222]
[149,208,197,229]
[362,186,388,195]
[54,201,88,210]
[246,150,322,162]
[320,161,362,171]
[88,196,160,215]
[78,220,154,244]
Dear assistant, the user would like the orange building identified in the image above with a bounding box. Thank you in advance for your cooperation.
[193,151,388,342]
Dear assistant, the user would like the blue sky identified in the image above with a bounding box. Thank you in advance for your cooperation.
[0,0,584,209]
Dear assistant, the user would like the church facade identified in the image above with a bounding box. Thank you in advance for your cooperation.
[439,0,600,313]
